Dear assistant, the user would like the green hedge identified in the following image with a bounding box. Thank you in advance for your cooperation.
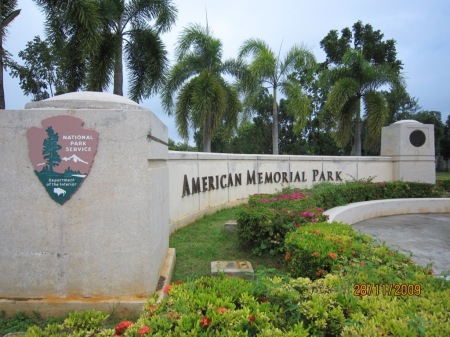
[437,178,450,192]
[237,181,439,255]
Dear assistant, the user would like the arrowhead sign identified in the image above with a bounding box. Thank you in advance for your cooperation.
[27,115,99,204]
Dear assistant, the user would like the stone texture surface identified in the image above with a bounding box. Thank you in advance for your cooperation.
[224,220,237,231]
[354,214,450,277]
[211,261,254,279]
[325,198,450,225]
[1,92,169,304]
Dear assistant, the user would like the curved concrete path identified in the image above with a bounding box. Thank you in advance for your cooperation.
[353,214,450,277]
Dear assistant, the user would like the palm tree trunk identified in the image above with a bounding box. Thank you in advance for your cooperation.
[272,86,279,155]
[113,14,123,96]
[203,109,212,152]
[352,99,362,156]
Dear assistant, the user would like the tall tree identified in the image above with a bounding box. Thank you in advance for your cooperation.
[238,39,315,155]
[323,49,400,155]
[88,0,177,101]
[34,0,177,102]
[383,80,421,124]
[9,36,66,101]
[161,24,241,152]
[412,110,444,156]
[320,21,404,155]
[34,0,102,92]
[0,0,20,109]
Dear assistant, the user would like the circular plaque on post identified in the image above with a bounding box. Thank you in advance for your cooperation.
[409,130,426,147]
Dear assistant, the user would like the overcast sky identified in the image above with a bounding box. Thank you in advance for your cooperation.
[4,0,450,143]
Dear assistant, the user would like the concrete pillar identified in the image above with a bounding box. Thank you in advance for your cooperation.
[381,120,435,183]
[0,92,169,316]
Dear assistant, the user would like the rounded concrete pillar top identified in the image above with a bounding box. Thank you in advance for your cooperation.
[25,91,147,111]
[393,119,422,124]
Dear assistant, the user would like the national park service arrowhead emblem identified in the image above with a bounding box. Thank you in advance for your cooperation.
[27,115,99,204]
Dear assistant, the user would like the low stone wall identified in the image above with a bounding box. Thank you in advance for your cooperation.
[168,152,394,232]
[324,198,450,225]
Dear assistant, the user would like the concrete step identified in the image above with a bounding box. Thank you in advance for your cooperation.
[211,261,254,280]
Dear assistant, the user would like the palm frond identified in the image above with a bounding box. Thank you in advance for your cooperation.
[325,77,359,116]
[125,24,168,102]
[124,0,177,33]
[86,30,117,91]
[364,90,389,150]
[282,81,312,134]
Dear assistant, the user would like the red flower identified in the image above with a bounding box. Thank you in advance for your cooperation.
[428,269,434,274]
[249,314,256,323]
[216,307,227,314]
[284,252,291,261]
[115,321,133,335]
[328,252,337,259]
[200,316,211,327]
[138,326,151,336]
[311,251,319,257]
[316,268,324,277]
[173,280,183,285]
[163,285,172,294]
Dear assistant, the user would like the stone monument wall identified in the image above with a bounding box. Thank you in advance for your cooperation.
[0,93,169,315]
[0,93,436,316]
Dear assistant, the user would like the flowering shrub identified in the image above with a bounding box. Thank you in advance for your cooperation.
[238,189,327,255]
[115,320,133,335]
[24,274,450,336]
[284,222,373,279]
[238,182,438,257]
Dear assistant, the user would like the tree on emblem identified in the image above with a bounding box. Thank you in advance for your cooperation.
[42,126,61,172]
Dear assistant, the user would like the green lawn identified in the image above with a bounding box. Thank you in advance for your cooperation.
[169,207,287,281]
[437,171,450,178]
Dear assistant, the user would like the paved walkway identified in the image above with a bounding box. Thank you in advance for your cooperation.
[353,214,450,277]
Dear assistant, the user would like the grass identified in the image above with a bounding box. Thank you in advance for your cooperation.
[169,206,287,281]
[436,171,450,178]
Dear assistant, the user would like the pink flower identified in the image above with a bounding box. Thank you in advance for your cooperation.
[328,252,337,259]
[428,269,434,274]
[311,251,319,257]
[138,326,151,336]
[115,321,133,336]
[200,316,211,327]
[216,307,227,314]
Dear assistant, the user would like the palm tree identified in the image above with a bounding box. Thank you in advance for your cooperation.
[34,0,177,102]
[87,0,177,102]
[238,39,316,155]
[0,0,21,109]
[34,0,103,92]
[323,49,400,155]
[161,24,241,152]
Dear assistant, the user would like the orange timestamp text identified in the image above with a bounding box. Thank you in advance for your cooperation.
[353,283,421,296]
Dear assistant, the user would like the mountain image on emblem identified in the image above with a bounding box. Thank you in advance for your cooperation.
[62,154,89,164]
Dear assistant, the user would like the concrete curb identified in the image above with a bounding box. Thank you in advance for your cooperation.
[324,198,450,225]
[0,248,177,318]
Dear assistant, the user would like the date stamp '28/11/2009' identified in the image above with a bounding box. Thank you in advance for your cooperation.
[353,283,422,297]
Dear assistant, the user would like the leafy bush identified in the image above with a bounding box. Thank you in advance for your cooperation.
[284,222,372,279]
[25,310,112,336]
[237,181,439,255]
[237,190,327,255]
[23,273,450,336]
[436,178,450,192]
